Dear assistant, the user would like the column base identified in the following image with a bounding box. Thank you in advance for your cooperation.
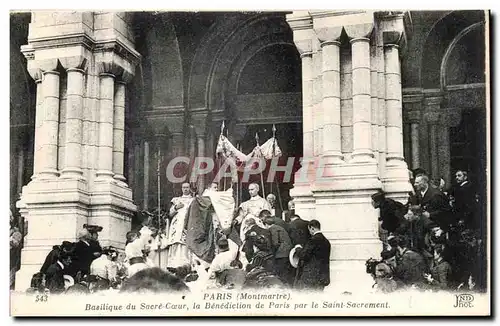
[90,181,136,248]
[326,260,378,294]
[349,152,377,164]
[60,167,84,179]
[290,163,316,220]
[95,170,115,181]
[320,152,345,177]
[383,158,412,203]
[113,174,127,186]
[14,178,90,292]
[38,169,60,179]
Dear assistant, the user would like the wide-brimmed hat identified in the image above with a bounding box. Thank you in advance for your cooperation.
[289,246,301,268]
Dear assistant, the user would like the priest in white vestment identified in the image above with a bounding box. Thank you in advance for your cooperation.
[236,183,271,242]
[167,183,194,268]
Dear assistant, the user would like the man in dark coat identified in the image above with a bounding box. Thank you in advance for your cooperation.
[293,219,331,291]
[449,170,477,230]
[259,209,288,233]
[391,235,428,287]
[242,217,272,262]
[414,174,452,231]
[371,190,406,234]
[73,229,100,277]
[288,214,310,246]
[263,214,293,285]
[40,241,74,274]
[45,252,72,294]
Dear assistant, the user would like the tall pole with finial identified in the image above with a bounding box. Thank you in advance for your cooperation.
[255,132,266,199]
[272,124,284,214]
[156,146,163,268]
[217,121,225,191]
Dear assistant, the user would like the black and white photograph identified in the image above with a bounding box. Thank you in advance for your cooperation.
[8,9,490,316]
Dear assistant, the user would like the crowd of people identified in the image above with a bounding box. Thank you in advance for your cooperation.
[15,167,487,296]
[368,169,487,293]
[21,182,331,295]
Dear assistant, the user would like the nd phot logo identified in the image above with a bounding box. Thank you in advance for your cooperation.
[453,293,474,308]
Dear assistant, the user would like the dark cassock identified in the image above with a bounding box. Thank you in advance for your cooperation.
[449,180,477,229]
[294,230,331,291]
[288,216,310,246]
[268,223,294,285]
[73,239,98,276]
[45,260,67,294]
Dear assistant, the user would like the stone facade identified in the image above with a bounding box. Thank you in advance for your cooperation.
[10,10,487,292]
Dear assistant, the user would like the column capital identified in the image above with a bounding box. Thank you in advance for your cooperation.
[60,54,89,72]
[344,12,375,40]
[378,11,410,51]
[95,39,141,84]
[424,111,441,124]
[286,11,315,56]
[191,109,209,136]
[406,110,421,123]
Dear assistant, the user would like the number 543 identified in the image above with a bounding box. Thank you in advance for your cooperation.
[35,294,48,302]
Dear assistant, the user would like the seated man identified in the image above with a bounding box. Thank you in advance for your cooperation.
[390,235,428,288]
[243,235,284,289]
[198,238,238,287]
[45,251,72,294]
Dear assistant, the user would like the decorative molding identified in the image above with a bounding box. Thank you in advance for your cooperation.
[27,33,95,52]
[286,11,313,31]
[445,83,486,91]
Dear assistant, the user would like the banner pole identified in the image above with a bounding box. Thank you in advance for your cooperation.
[156,147,162,268]
[255,132,266,199]
[272,124,284,213]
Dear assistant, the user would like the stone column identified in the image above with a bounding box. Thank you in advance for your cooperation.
[301,51,314,159]
[437,114,451,183]
[39,69,61,178]
[425,110,441,179]
[113,81,126,183]
[376,28,387,177]
[384,44,405,164]
[350,37,374,162]
[31,78,43,179]
[314,39,324,156]
[407,110,421,169]
[287,11,316,220]
[370,43,380,163]
[340,47,353,157]
[320,39,343,165]
[96,73,115,180]
[61,67,85,179]
[381,49,411,198]
[312,39,320,157]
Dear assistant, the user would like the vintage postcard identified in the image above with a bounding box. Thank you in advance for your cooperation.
[9,9,490,316]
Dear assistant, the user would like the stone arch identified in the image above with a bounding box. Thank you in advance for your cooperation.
[206,14,294,113]
[421,10,485,89]
[187,12,288,111]
[145,16,184,109]
[440,22,485,88]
